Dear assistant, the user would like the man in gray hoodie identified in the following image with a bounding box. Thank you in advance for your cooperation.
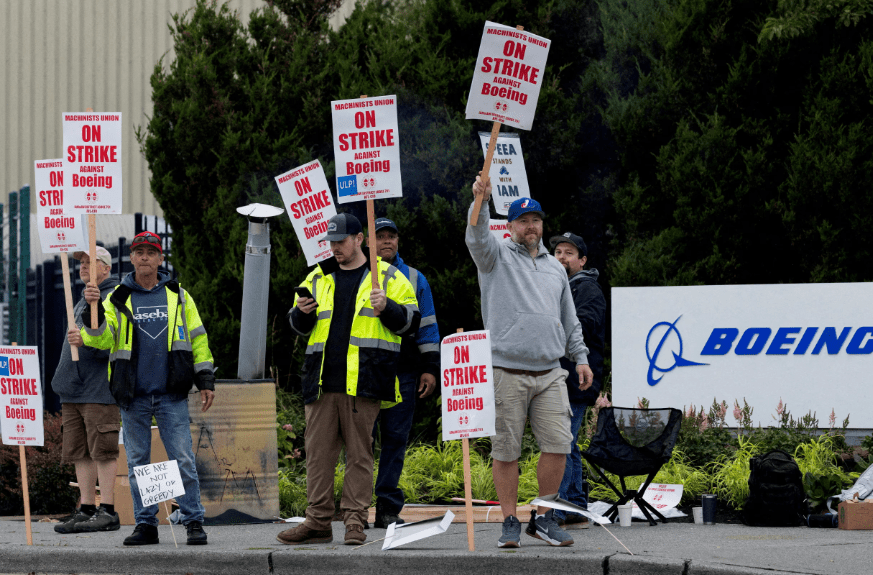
[52,246,121,534]
[466,176,593,549]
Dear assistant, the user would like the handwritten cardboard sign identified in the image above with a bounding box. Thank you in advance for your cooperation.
[133,460,186,507]
[465,22,551,130]
[62,112,123,214]
[478,132,530,215]
[275,159,337,265]
[0,347,44,446]
[331,95,402,203]
[440,331,495,441]
[34,159,88,254]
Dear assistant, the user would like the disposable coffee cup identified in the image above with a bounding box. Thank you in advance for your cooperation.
[618,504,633,527]
[692,506,703,524]
[702,494,717,525]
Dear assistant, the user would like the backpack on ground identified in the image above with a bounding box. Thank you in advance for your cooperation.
[741,449,806,526]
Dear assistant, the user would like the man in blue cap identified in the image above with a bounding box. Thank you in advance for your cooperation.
[369,217,440,528]
[549,232,606,529]
[466,177,593,549]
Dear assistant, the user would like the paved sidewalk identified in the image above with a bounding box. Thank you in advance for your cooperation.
[0,515,868,575]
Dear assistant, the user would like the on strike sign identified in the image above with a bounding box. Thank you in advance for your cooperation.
[441,331,495,441]
[34,159,87,254]
[275,159,337,266]
[489,219,510,242]
[465,22,551,130]
[478,132,531,216]
[62,112,122,214]
[0,347,43,447]
[331,95,402,203]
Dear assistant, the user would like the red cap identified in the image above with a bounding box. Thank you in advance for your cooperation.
[130,231,163,254]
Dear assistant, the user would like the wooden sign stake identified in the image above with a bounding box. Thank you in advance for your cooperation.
[360,95,381,292]
[85,107,99,329]
[164,501,178,548]
[470,26,526,226]
[456,328,476,551]
[60,255,79,361]
[10,342,32,546]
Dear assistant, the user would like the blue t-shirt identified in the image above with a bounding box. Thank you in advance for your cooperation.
[124,271,172,396]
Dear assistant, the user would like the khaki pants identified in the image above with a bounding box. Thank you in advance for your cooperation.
[303,392,380,530]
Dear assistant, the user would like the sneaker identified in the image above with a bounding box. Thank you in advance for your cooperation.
[557,514,590,529]
[123,524,159,546]
[497,515,521,548]
[345,524,366,545]
[276,523,333,545]
[374,512,405,529]
[526,509,574,546]
[77,507,120,532]
[186,521,208,545]
[54,508,93,534]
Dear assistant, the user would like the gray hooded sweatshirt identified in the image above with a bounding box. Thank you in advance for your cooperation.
[465,202,589,371]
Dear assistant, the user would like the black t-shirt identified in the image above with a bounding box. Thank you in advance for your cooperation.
[320,262,368,393]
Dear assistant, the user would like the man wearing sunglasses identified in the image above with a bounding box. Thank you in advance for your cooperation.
[74,231,215,547]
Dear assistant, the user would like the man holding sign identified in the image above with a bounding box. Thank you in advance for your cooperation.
[465,177,593,548]
[77,232,215,546]
[52,247,121,534]
[279,213,419,546]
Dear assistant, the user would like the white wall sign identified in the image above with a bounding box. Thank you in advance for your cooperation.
[331,96,402,203]
[478,132,530,215]
[275,159,337,266]
[612,283,873,427]
[62,112,123,214]
[489,219,510,243]
[34,159,88,254]
[441,331,496,441]
[465,22,551,130]
[0,347,44,446]
[133,460,185,507]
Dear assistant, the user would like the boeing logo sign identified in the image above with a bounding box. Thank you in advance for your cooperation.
[646,317,707,386]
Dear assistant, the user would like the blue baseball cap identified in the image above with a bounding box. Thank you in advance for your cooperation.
[507,198,545,222]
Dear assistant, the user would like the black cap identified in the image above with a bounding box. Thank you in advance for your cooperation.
[549,232,587,257]
[374,217,398,233]
[319,213,363,242]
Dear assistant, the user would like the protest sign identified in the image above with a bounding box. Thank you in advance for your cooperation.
[489,219,510,242]
[133,460,186,507]
[478,132,530,215]
[34,159,87,254]
[465,22,551,131]
[441,331,495,441]
[331,95,402,203]
[0,347,44,447]
[382,511,454,550]
[275,159,337,266]
[62,112,122,214]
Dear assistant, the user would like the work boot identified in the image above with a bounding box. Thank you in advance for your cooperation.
[186,521,208,545]
[374,505,405,529]
[54,508,93,534]
[344,524,366,545]
[77,507,120,532]
[123,524,159,546]
[276,523,333,545]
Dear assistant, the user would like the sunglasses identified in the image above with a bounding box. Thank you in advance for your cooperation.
[131,233,161,247]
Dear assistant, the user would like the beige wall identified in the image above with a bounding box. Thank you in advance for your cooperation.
[0,0,296,216]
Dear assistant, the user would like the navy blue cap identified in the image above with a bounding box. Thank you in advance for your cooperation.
[549,232,587,257]
[374,217,398,233]
[507,198,545,222]
[319,213,363,242]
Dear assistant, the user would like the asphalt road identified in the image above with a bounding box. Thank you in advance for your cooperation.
[0,516,867,575]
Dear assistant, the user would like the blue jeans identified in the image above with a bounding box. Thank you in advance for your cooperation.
[121,394,204,526]
[373,374,417,514]
[556,402,590,520]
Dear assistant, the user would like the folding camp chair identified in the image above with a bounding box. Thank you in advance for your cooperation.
[581,407,683,526]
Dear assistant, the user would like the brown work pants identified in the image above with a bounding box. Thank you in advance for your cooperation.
[303,392,380,530]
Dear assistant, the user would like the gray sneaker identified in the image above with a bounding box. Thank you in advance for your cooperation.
[525,509,574,546]
[497,515,521,548]
[54,509,93,534]
[78,507,121,532]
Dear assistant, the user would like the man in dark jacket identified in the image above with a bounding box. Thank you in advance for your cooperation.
[550,233,606,527]
[52,246,120,534]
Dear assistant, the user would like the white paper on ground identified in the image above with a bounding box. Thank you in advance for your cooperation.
[382,510,454,550]
[276,516,306,523]
[530,494,612,525]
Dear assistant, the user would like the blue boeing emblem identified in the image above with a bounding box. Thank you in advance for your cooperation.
[646,316,707,386]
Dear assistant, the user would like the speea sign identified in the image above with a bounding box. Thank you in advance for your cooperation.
[613,283,873,427]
